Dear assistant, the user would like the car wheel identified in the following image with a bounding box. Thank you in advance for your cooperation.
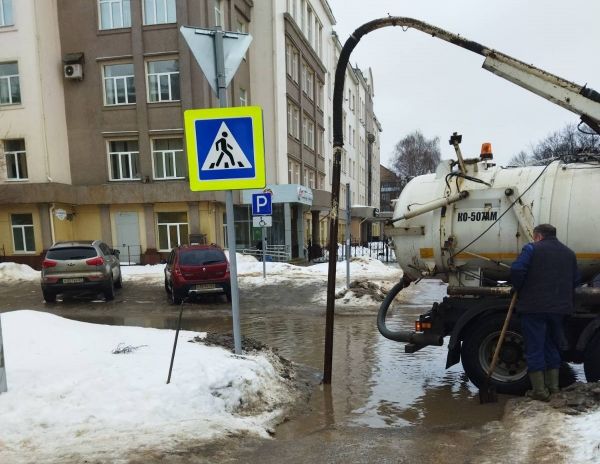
[104,276,115,301]
[114,270,123,289]
[171,289,183,305]
[43,290,57,303]
[461,313,530,395]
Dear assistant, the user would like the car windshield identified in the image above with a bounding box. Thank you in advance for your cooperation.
[179,249,226,266]
[46,247,97,260]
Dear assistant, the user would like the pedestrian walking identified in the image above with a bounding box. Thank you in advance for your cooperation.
[510,224,579,401]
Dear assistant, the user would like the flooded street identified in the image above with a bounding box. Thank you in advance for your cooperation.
[1,277,513,463]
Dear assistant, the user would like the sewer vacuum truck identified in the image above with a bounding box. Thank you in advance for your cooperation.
[378,31,600,394]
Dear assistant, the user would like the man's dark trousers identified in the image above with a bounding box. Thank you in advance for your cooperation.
[520,313,564,372]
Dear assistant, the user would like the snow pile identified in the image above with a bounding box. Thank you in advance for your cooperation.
[121,264,165,283]
[0,311,297,463]
[0,262,40,282]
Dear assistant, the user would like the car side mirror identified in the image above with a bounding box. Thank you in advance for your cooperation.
[112,249,120,257]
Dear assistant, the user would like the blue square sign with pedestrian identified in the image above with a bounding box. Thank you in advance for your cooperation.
[184,106,266,191]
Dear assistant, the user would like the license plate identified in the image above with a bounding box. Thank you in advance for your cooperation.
[195,284,215,290]
[63,278,84,284]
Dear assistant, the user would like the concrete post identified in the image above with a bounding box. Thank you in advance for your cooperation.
[99,205,112,244]
[187,201,200,235]
[143,204,156,249]
[38,203,53,249]
[297,206,305,259]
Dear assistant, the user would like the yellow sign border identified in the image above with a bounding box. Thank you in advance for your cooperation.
[184,106,266,191]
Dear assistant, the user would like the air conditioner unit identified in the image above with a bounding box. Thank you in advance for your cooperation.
[64,63,83,80]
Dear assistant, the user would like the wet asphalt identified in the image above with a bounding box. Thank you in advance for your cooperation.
[0,276,517,463]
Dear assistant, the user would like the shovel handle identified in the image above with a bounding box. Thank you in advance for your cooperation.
[487,292,518,378]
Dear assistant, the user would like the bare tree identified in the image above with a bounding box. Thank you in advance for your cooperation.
[509,150,530,166]
[391,130,441,179]
[529,123,600,163]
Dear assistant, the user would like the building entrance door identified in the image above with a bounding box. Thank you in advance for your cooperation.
[115,212,141,264]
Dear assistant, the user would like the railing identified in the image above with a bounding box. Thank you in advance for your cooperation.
[116,245,143,265]
[241,244,291,262]
[316,240,397,263]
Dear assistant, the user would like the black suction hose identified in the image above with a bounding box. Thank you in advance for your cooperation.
[377,278,444,346]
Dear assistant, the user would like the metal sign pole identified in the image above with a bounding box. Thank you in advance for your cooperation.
[0,314,7,393]
[262,226,266,278]
[214,27,242,355]
[346,183,351,289]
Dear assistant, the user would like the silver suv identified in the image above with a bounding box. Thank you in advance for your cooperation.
[41,240,122,302]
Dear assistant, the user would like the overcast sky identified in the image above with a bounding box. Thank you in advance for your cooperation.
[327,0,600,168]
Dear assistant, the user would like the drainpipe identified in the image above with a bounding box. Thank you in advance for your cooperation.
[48,204,56,245]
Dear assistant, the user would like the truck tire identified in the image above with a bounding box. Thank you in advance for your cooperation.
[461,313,529,395]
[584,332,600,382]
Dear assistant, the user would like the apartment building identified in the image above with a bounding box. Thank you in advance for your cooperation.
[249,0,381,257]
[0,0,381,266]
[0,0,71,267]
[0,0,253,266]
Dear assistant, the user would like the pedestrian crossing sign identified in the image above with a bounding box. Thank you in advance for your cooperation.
[184,106,266,191]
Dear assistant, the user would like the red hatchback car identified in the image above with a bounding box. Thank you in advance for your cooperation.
[164,244,231,304]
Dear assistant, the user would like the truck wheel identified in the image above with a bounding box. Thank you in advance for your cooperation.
[584,332,600,382]
[461,313,529,395]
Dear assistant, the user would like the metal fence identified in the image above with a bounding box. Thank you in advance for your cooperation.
[316,240,396,263]
[241,244,291,262]
[116,245,142,265]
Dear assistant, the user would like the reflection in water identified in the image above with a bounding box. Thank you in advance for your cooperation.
[59,279,507,435]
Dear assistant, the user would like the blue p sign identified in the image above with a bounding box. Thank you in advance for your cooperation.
[252,193,272,216]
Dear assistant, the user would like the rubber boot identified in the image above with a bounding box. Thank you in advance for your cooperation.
[526,371,550,401]
[545,369,560,394]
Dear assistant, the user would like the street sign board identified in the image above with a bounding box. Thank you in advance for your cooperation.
[253,216,272,227]
[184,106,266,191]
[180,26,252,98]
[251,193,272,216]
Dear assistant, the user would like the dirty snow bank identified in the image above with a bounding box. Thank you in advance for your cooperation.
[0,262,39,282]
[0,311,298,463]
[503,383,600,463]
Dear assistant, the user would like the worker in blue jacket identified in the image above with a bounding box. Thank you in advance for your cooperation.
[510,223,579,401]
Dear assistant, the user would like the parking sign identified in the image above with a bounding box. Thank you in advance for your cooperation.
[251,193,272,216]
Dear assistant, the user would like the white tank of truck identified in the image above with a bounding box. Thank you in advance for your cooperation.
[389,152,600,285]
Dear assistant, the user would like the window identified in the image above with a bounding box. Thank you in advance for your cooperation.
[239,88,247,106]
[328,116,332,143]
[317,81,323,108]
[287,101,300,139]
[303,66,314,99]
[303,118,314,149]
[108,140,140,180]
[0,62,20,105]
[318,128,324,155]
[0,0,13,26]
[99,0,131,30]
[11,214,34,253]
[4,139,27,180]
[152,138,184,179]
[316,22,323,57]
[214,0,224,27]
[309,170,315,189]
[303,167,308,186]
[292,50,299,82]
[143,0,176,25]
[103,63,135,105]
[286,43,293,77]
[147,59,180,102]
[157,212,188,250]
[236,21,247,60]
[307,7,313,45]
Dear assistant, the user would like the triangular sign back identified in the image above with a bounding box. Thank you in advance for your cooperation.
[180,26,252,97]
